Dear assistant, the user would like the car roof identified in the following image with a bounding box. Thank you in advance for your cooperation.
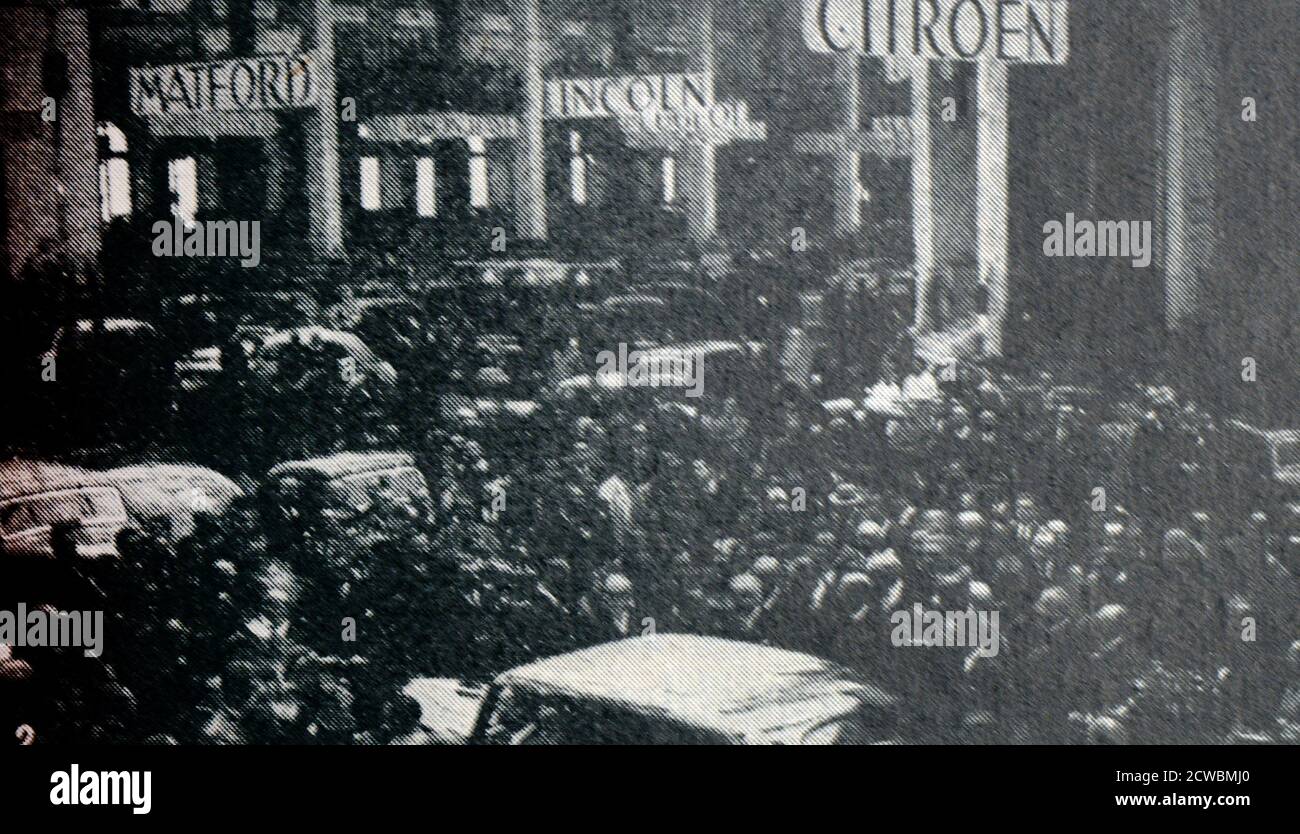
[0,459,102,500]
[266,452,418,481]
[496,635,891,745]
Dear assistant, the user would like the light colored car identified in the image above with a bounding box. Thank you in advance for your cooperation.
[0,458,242,559]
[404,635,897,745]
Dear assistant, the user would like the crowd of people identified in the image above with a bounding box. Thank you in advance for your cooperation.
[4,279,1299,745]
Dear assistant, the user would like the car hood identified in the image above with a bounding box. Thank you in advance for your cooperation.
[403,678,488,744]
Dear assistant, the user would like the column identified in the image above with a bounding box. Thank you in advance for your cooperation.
[1162,0,1216,333]
[681,0,717,244]
[976,61,1009,355]
[830,52,862,237]
[910,59,934,331]
[263,131,285,215]
[54,6,100,262]
[509,0,547,241]
[303,0,344,258]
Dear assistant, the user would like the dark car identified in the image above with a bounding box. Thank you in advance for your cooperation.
[260,451,433,556]
[1219,420,1300,526]
[38,319,170,449]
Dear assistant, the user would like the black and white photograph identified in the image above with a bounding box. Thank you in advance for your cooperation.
[0,0,1296,811]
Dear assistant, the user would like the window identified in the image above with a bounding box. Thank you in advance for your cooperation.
[99,159,132,221]
[567,130,600,206]
[167,157,198,223]
[467,136,489,208]
[661,156,676,204]
[415,157,437,217]
[569,131,587,205]
[359,157,381,211]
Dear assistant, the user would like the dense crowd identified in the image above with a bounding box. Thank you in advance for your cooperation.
[5,329,1297,745]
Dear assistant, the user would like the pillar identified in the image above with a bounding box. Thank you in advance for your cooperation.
[681,0,717,244]
[976,61,1009,355]
[509,0,547,241]
[303,0,344,258]
[910,59,934,331]
[1162,0,1216,333]
[53,6,100,262]
[830,52,862,237]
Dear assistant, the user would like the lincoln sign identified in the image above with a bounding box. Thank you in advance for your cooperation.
[545,73,711,120]
[130,54,316,117]
[804,0,1069,64]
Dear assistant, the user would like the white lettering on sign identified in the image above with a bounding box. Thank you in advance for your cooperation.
[620,100,768,148]
[804,0,1069,64]
[545,73,712,120]
[130,54,317,117]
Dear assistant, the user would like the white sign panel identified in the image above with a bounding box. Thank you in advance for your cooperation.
[130,53,317,117]
[545,73,711,120]
[620,100,767,148]
[804,0,1069,65]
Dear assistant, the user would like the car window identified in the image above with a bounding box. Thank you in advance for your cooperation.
[0,487,127,538]
[481,688,728,745]
[324,468,432,520]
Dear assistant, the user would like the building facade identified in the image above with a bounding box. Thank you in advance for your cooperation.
[1,0,1294,415]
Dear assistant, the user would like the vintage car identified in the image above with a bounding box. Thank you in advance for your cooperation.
[552,339,770,411]
[260,452,433,554]
[0,458,242,561]
[37,319,171,448]
[403,635,897,745]
[1219,420,1300,525]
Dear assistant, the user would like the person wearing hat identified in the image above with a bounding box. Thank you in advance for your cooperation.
[576,573,639,645]
[824,480,865,531]
[826,550,907,687]
[1277,641,1300,740]
[720,573,765,640]
[1016,584,1088,741]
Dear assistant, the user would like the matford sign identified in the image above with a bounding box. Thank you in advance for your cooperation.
[804,0,1069,64]
[130,54,316,117]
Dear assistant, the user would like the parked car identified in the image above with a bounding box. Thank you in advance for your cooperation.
[37,319,171,449]
[1219,420,1300,526]
[0,458,242,562]
[403,634,898,745]
[260,451,433,556]
[552,340,770,411]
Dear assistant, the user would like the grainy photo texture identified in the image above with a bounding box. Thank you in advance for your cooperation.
[0,0,1296,749]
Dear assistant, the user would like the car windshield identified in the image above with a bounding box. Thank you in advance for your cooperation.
[322,468,432,520]
[0,487,127,538]
[480,688,730,745]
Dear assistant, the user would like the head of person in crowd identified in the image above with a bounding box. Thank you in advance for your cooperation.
[1031,585,1078,636]
[728,573,764,613]
[375,693,425,744]
[1028,530,1063,584]
[750,556,782,591]
[854,519,890,554]
[851,549,905,616]
[955,510,986,542]
[1282,535,1300,576]
[601,572,635,610]
[1159,528,1206,572]
[711,537,742,571]
[0,644,33,683]
[1094,521,1128,574]
[1013,494,1041,531]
